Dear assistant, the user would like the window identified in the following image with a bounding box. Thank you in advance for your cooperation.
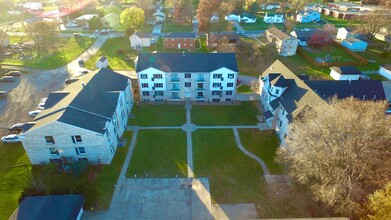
[155,91,164,96]
[227,83,234,87]
[184,43,187,47]
[226,91,233,95]
[212,98,220,102]
[197,83,203,89]
[49,148,59,155]
[154,83,163,88]
[228,74,234,79]
[185,73,191,78]
[213,74,222,79]
[142,91,149,96]
[140,74,147,79]
[75,147,86,155]
[212,91,222,95]
[275,89,280,95]
[212,83,221,88]
[185,82,191,87]
[45,136,55,144]
[153,74,162,79]
[141,83,148,88]
[197,92,203,96]
[72,135,83,143]
[226,98,232,102]
[279,120,282,127]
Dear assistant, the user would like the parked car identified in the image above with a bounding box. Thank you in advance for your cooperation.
[5,70,22,77]
[1,134,21,143]
[9,123,25,132]
[0,76,15,82]
[237,31,246,36]
[28,109,42,118]
[386,109,391,114]
[65,78,79,84]
[78,59,85,67]
[79,70,89,74]
[0,90,7,98]
[38,102,46,110]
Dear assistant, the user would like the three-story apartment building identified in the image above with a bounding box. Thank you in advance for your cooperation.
[135,53,239,102]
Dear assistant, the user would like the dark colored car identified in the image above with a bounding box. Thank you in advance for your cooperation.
[78,59,85,67]
[65,78,79,84]
[0,90,8,98]
[5,71,22,77]
[0,76,16,82]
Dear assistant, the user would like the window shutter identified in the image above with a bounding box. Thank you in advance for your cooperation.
[71,136,75,143]
[75,147,79,155]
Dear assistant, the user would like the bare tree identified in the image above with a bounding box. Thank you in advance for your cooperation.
[216,36,236,52]
[277,98,391,217]
[24,21,60,55]
[196,0,234,33]
[352,10,391,41]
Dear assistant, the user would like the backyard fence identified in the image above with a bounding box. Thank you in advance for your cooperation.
[297,40,368,68]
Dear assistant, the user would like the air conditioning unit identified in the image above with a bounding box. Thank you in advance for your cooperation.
[152,87,155,90]
[151,78,155,81]
[221,77,224,81]
[220,86,223,90]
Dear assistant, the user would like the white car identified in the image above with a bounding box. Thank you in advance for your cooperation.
[38,102,46,110]
[1,134,21,143]
[28,110,42,118]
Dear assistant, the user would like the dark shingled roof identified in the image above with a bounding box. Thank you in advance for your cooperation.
[98,56,107,62]
[291,28,316,41]
[241,13,256,19]
[136,53,238,73]
[163,32,196,39]
[43,92,70,109]
[10,195,85,220]
[264,110,273,119]
[270,74,287,87]
[304,80,386,101]
[134,31,151,38]
[330,66,362,75]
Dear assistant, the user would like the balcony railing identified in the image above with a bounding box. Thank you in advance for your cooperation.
[196,78,205,82]
[196,87,204,91]
[171,87,180,91]
[196,96,205,100]
[171,78,180,82]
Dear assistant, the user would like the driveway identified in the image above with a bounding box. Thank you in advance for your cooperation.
[231,21,244,32]
[0,35,109,135]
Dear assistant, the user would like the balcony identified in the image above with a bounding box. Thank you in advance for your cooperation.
[196,87,204,91]
[196,78,205,82]
[171,78,180,82]
[196,96,205,100]
[171,87,180,91]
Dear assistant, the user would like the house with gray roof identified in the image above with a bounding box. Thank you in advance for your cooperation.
[266,27,299,56]
[19,68,133,165]
[259,60,386,143]
[136,53,238,102]
[10,194,85,220]
[130,31,151,49]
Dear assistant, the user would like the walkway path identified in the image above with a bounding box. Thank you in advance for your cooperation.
[184,99,195,178]
[233,128,269,175]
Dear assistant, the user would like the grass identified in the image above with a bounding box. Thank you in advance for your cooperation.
[240,16,284,31]
[367,74,388,80]
[237,84,253,94]
[356,43,391,71]
[301,44,358,62]
[0,37,94,69]
[128,104,186,126]
[0,143,31,220]
[85,37,136,71]
[238,129,283,174]
[126,130,187,177]
[191,101,259,126]
[320,14,355,28]
[162,22,193,33]
[193,129,266,203]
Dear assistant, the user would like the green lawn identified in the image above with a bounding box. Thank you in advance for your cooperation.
[191,101,259,126]
[279,55,332,80]
[240,16,284,31]
[238,129,283,174]
[139,24,154,33]
[85,37,136,71]
[301,44,358,62]
[162,22,193,33]
[128,104,186,126]
[320,14,355,28]
[0,37,94,69]
[0,143,31,220]
[356,44,391,71]
[193,129,266,203]
[237,84,253,94]
[126,130,187,177]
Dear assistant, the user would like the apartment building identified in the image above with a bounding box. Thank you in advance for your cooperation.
[135,53,238,102]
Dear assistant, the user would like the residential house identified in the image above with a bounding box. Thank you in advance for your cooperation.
[135,53,238,102]
[130,32,151,49]
[266,27,299,56]
[329,66,362,80]
[22,1,43,11]
[210,13,219,23]
[290,28,316,46]
[163,32,197,50]
[296,10,320,23]
[336,27,354,40]
[74,14,98,27]
[10,195,85,220]
[206,33,239,48]
[379,64,391,80]
[240,13,256,24]
[101,13,119,28]
[0,29,10,47]
[96,56,109,68]
[259,60,386,143]
[341,37,368,52]
[263,13,284,24]
[262,2,281,10]
[19,69,133,164]
[224,14,240,22]
[153,11,165,23]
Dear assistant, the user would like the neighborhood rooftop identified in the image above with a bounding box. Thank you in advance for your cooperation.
[24,68,130,134]
[134,31,151,38]
[136,53,239,73]
[330,66,362,75]
[163,32,197,39]
[267,27,291,40]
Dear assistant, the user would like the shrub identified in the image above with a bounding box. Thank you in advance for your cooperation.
[381,51,390,59]
[117,48,125,55]
[19,185,45,203]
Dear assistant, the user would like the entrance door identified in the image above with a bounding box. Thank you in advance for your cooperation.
[185,91,190,98]
[178,43,181,49]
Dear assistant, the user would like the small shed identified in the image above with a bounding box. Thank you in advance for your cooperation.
[336,27,353,40]
[96,56,109,68]
[130,32,151,49]
[341,37,368,52]
[9,194,85,220]
[330,66,362,80]
[379,64,391,80]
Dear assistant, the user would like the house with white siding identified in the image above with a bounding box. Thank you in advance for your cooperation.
[329,66,362,80]
[263,13,284,23]
[296,10,320,23]
[379,64,391,80]
[266,27,299,56]
[130,32,151,49]
[260,60,386,144]
[135,53,238,102]
[19,69,133,165]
